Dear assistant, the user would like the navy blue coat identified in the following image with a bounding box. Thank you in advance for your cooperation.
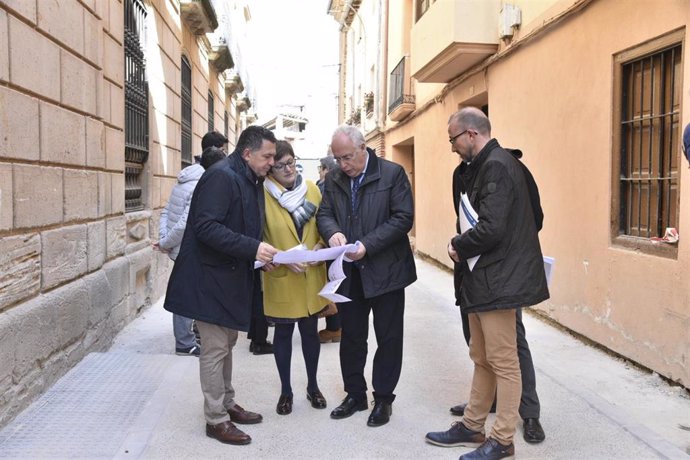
[163,152,263,331]
[316,148,417,298]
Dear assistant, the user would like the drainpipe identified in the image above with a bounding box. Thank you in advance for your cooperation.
[377,0,388,136]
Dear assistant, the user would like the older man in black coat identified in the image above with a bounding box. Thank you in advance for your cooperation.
[317,125,416,428]
[164,126,278,446]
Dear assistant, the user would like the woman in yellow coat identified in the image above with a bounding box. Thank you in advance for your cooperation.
[263,140,329,415]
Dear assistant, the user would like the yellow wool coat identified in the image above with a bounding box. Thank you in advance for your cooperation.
[262,179,329,319]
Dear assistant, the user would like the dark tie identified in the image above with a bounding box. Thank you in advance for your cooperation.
[351,174,364,212]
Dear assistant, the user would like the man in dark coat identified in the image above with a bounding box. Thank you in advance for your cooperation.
[317,125,417,427]
[425,108,549,460]
[164,126,278,446]
[448,148,546,445]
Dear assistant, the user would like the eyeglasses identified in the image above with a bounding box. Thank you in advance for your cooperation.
[449,129,471,144]
[272,158,296,171]
[333,150,359,164]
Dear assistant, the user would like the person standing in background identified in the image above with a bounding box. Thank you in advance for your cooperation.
[157,132,228,356]
[315,155,341,342]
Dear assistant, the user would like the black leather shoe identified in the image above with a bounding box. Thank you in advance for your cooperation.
[330,396,367,419]
[276,394,293,415]
[459,438,515,459]
[450,402,497,416]
[367,401,392,427]
[425,421,486,447]
[307,389,327,409]
[249,341,274,355]
[523,417,545,443]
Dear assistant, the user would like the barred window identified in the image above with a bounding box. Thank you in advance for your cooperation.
[181,56,192,168]
[208,90,214,133]
[124,0,148,212]
[612,30,682,257]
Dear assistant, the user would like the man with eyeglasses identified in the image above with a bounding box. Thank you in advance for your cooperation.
[425,108,549,460]
[317,125,417,428]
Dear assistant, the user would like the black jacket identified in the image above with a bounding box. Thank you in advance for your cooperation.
[163,152,263,331]
[317,148,417,298]
[451,139,549,313]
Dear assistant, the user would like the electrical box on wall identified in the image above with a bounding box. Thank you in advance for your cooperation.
[499,4,522,39]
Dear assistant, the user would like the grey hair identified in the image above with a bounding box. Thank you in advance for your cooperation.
[448,107,491,135]
[332,124,365,147]
[319,155,337,171]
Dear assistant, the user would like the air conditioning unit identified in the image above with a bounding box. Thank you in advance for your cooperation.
[499,4,522,39]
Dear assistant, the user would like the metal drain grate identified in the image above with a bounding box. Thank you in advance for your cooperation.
[0,352,176,459]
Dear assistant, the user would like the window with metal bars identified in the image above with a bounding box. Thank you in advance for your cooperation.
[208,90,214,133]
[181,56,192,168]
[613,31,682,255]
[124,0,148,212]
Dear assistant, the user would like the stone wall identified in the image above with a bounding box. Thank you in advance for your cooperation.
[0,0,249,427]
[0,0,171,427]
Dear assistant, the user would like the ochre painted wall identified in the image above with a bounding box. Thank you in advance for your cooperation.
[386,0,690,385]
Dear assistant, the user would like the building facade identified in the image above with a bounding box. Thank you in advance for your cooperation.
[333,0,690,387]
[0,0,255,426]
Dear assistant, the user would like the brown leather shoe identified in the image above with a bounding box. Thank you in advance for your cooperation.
[227,403,263,424]
[318,328,341,343]
[205,421,251,445]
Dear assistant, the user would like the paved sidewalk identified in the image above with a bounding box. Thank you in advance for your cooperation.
[0,258,689,459]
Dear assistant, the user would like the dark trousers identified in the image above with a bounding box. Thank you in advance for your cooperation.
[461,307,540,419]
[339,287,405,404]
[325,312,341,331]
[247,275,269,344]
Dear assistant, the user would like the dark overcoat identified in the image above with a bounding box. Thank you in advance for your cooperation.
[316,148,417,298]
[163,152,263,331]
[451,139,549,313]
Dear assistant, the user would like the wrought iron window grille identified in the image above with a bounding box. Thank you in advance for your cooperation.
[124,0,149,212]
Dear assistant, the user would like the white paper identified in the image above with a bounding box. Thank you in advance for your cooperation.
[273,243,360,264]
[261,241,362,303]
[458,193,480,271]
[319,252,352,302]
[543,256,555,287]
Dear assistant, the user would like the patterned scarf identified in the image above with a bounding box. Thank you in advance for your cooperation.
[264,175,317,232]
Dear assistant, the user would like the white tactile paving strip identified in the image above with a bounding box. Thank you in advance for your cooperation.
[0,352,179,459]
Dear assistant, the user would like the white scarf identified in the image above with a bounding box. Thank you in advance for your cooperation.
[264,175,307,211]
[264,175,317,231]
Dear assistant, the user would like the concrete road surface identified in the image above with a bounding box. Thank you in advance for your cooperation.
[1,257,688,459]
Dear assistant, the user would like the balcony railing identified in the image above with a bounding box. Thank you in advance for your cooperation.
[388,57,415,121]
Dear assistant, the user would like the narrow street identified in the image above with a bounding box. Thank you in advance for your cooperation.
[0,258,688,459]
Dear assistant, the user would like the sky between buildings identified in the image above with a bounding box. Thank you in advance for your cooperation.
[246,0,340,159]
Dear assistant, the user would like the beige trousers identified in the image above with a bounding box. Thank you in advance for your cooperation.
[462,309,522,445]
[196,320,238,425]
